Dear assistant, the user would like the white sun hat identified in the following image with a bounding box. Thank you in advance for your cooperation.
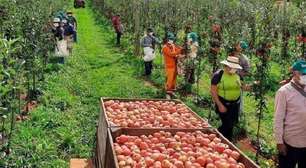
[53,18,60,23]
[220,56,242,69]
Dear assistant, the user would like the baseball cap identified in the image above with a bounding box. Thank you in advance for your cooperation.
[167,32,175,41]
[240,41,249,49]
[292,60,306,74]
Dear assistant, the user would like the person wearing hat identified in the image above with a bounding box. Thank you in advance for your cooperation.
[182,25,200,86]
[67,11,77,42]
[61,19,74,54]
[52,18,63,41]
[274,60,306,168]
[162,33,183,98]
[140,28,160,76]
[52,18,68,63]
[211,56,245,140]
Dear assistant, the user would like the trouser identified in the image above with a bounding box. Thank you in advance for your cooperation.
[215,96,240,141]
[73,31,77,42]
[144,61,153,76]
[66,36,73,54]
[165,67,177,92]
[184,58,196,84]
[185,67,195,84]
[58,57,65,64]
[239,91,244,122]
[278,143,306,168]
[116,32,122,45]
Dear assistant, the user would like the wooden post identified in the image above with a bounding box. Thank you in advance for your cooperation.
[133,0,141,56]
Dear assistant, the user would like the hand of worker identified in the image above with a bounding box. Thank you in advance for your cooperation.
[218,104,227,113]
[277,144,287,156]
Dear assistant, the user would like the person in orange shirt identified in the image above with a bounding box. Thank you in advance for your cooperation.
[162,33,182,98]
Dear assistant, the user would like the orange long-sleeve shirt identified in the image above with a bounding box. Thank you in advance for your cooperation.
[162,43,182,69]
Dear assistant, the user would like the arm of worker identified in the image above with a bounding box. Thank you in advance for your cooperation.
[152,36,161,44]
[274,89,287,155]
[241,80,261,92]
[210,85,227,113]
[162,45,182,58]
[210,73,227,113]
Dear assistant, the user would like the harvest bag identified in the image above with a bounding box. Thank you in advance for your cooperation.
[55,40,69,57]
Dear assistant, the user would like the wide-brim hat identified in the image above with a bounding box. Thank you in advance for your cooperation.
[221,56,242,69]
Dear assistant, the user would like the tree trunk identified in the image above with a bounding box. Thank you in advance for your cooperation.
[133,0,141,56]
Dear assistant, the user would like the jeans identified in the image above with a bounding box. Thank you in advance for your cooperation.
[215,96,240,141]
[144,61,153,76]
[278,143,306,168]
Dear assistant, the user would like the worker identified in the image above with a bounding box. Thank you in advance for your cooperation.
[210,56,251,140]
[140,28,160,76]
[53,18,68,63]
[62,19,74,54]
[112,14,123,46]
[274,60,306,168]
[67,11,77,42]
[162,33,182,99]
[184,25,199,85]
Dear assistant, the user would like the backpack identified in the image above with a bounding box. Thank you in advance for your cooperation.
[213,69,224,84]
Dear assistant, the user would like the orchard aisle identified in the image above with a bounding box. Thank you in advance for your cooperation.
[2,8,157,168]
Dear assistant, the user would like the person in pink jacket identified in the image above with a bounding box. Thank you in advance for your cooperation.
[274,60,306,168]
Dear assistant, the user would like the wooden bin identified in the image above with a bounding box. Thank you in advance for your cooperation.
[95,97,211,168]
[105,128,260,168]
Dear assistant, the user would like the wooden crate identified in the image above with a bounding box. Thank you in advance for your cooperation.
[106,128,260,168]
[100,97,211,129]
[96,97,211,168]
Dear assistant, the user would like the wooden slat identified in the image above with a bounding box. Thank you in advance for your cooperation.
[95,98,110,168]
